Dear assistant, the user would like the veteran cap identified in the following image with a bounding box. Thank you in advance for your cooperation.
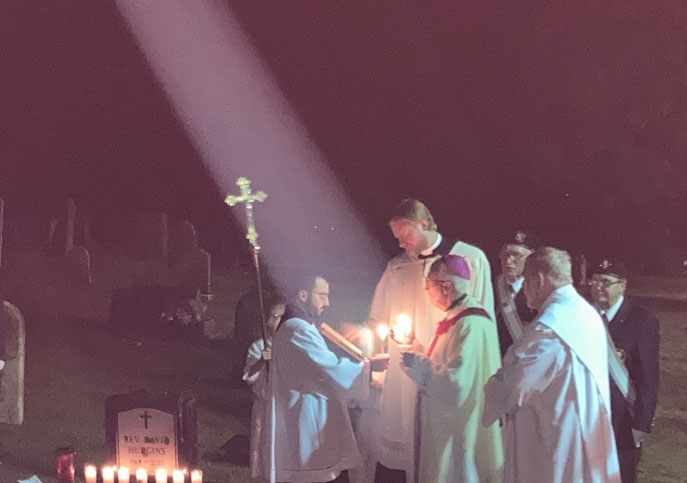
[591,259,628,280]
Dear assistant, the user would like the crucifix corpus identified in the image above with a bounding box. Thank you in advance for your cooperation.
[224,177,269,348]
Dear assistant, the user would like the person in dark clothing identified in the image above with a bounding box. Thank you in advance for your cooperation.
[590,260,660,483]
[493,231,538,357]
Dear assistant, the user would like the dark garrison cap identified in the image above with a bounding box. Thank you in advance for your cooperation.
[506,231,540,251]
[590,259,629,280]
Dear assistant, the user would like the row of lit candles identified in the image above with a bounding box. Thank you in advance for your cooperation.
[84,465,202,482]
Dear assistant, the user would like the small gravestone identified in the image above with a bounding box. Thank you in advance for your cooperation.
[105,391,197,473]
[176,248,211,298]
[169,220,198,267]
[67,245,92,286]
[48,197,76,256]
[0,300,25,424]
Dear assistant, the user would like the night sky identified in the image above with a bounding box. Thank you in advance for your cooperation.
[2,1,687,268]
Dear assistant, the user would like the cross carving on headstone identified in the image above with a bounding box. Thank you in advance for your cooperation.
[140,410,152,429]
[224,177,267,250]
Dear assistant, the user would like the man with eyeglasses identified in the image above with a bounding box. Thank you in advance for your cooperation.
[262,274,390,483]
[367,199,494,483]
[590,260,659,483]
[400,254,503,483]
[494,232,539,357]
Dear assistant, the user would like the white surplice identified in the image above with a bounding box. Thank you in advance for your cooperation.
[262,317,371,483]
[408,296,504,483]
[367,239,494,481]
[483,285,620,483]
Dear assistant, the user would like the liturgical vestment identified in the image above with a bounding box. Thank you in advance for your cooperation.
[483,285,620,483]
[367,239,493,481]
[262,316,371,483]
[408,296,504,483]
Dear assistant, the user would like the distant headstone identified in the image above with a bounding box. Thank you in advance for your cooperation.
[176,248,211,297]
[67,245,92,286]
[48,197,77,256]
[105,391,197,473]
[0,197,4,268]
[0,300,25,424]
[136,212,169,262]
[169,220,198,267]
[108,285,203,339]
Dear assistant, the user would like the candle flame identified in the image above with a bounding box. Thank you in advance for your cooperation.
[375,324,389,340]
[396,313,412,332]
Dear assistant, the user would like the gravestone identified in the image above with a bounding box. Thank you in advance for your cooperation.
[136,212,169,262]
[67,245,92,285]
[169,220,198,267]
[48,197,76,256]
[105,390,197,473]
[0,300,25,424]
[0,197,4,268]
[176,248,211,298]
[108,285,204,339]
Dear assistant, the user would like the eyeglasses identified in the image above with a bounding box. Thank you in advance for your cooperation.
[426,279,450,285]
[590,279,625,288]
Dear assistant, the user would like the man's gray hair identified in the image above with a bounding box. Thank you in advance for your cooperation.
[524,247,573,287]
[428,258,470,295]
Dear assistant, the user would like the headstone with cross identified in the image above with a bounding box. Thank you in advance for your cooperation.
[105,390,197,473]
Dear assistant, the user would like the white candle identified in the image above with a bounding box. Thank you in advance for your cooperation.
[84,465,97,483]
[102,466,115,483]
[173,470,185,483]
[155,468,168,483]
[395,313,412,344]
[360,327,374,356]
[375,324,389,354]
[190,469,203,483]
[118,467,131,482]
[136,468,148,483]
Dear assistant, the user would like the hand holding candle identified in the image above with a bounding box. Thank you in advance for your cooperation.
[191,469,203,483]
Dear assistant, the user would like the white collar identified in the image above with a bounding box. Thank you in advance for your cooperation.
[511,277,524,294]
[420,232,442,257]
[600,295,624,323]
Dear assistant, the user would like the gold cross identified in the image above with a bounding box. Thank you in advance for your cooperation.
[224,177,268,249]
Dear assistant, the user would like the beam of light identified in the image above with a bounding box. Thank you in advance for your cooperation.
[115,0,385,297]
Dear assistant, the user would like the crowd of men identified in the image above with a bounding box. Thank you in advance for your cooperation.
[241,198,660,483]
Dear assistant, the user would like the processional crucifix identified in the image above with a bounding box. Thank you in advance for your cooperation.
[224,177,269,348]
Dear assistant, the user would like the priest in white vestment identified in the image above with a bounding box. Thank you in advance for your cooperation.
[401,255,503,483]
[366,199,494,482]
[483,247,621,483]
[262,275,389,483]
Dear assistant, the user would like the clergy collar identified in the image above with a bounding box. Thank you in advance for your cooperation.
[420,232,443,257]
[511,277,524,294]
[598,295,624,323]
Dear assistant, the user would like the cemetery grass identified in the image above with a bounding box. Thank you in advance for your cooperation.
[0,249,685,482]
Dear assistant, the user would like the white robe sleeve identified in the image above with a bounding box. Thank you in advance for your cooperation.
[483,326,564,426]
[474,252,495,321]
[243,339,268,399]
[412,316,492,409]
[283,321,371,401]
